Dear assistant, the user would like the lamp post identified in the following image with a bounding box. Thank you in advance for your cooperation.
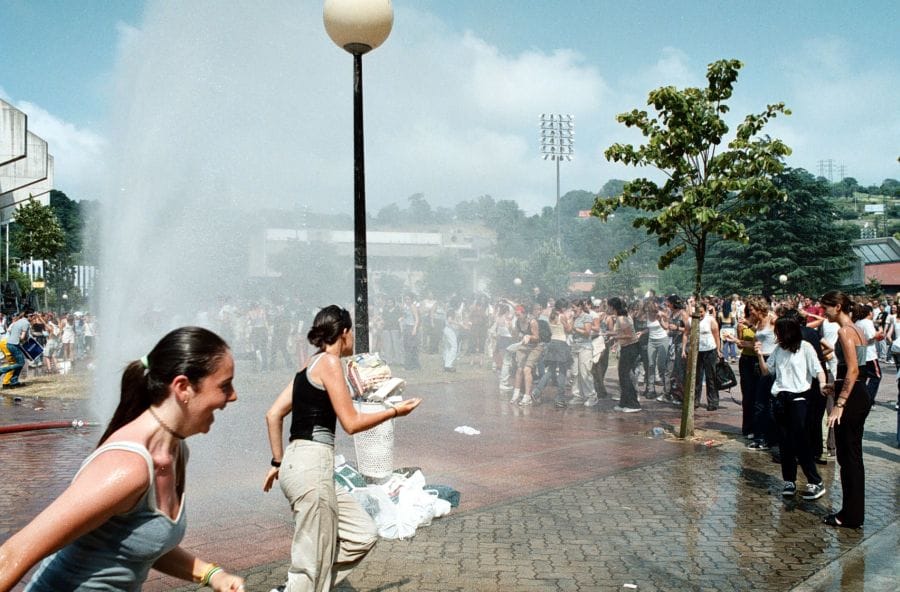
[323,0,393,354]
[540,114,574,248]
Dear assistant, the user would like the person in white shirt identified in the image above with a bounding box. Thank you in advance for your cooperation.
[757,315,828,501]
[853,304,882,405]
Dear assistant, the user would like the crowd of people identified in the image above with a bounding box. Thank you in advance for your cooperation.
[484,288,897,530]
[0,288,896,589]
[0,310,96,387]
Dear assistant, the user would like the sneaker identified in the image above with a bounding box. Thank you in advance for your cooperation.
[613,405,624,412]
[554,398,568,408]
[518,394,534,406]
[655,394,672,403]
[801,482,827,500]
[621,406,642,413]
[568,396,585,406]
[509,391,521,404]
[782,482,796,497]
[747,441,770,451]
[584,397,599,407]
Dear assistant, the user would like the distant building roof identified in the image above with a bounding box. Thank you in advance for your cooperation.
[851,237,900,289]
[864,262,900,286]
[851,237,900,264]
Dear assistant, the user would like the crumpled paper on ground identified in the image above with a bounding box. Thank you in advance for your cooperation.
[454,425,481,435]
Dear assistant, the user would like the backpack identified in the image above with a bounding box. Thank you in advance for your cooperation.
[537,319,552,343]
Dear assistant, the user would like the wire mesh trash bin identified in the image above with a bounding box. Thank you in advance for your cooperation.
[353,401,394,479]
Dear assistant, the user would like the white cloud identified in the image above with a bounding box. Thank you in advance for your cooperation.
[12,100,106,200]
[776,37,900,182]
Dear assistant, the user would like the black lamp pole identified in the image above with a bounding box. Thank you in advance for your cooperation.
[352,49,370,353]
[323,0,392,354]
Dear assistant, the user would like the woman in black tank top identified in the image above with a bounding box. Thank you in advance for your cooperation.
[821,291,872,528]
[263,305,422,590]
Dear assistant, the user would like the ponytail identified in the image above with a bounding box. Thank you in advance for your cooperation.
[98,327,229,446]
[820,290,854,319]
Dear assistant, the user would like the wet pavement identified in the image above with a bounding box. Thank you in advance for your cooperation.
[1,358,898,591]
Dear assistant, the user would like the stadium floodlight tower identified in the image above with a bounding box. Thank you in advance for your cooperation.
[323,0,393,353]
[540,113,574,247]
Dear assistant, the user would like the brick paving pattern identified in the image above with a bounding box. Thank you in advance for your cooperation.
[2,361,898,591]
[170,418,898,592]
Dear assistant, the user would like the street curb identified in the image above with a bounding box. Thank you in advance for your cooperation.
[790,521,900,591]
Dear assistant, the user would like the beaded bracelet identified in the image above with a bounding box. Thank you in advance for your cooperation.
[200,563,223,587]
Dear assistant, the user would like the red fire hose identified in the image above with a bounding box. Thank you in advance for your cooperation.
[0,420,98,435]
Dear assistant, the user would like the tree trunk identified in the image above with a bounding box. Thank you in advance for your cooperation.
[679,308,702,438]
[679,243,705,439]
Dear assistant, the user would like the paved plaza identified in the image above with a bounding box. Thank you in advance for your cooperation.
[1,360,898,591]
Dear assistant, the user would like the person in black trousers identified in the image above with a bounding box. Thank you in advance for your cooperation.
[820,291,873,528]
[757,316,828,501]
[724,302,762,437]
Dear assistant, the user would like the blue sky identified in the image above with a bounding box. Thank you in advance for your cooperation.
[1,0,897,211]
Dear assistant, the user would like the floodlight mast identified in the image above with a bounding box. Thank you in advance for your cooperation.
[539,114,574,248]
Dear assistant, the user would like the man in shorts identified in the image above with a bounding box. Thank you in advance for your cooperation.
[510,302,544,405]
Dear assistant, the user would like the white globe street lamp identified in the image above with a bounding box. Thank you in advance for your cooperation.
[323,0,393,353]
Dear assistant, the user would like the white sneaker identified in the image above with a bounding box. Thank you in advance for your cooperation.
[509,391,521,404]
[518,395,534,406]
[801,482,827,500]
[622,406,642,413]
[584,397,599,407]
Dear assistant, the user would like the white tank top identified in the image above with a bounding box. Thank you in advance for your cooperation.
[698,315,716,351]
[647,319,668,340]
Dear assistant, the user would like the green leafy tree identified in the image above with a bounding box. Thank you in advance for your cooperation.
[268,241,350,305]
[592,265,641,300]
[488,257,530,300]
[11,199,66,262]
[48,190,84,255]
[417,252,468,297]
[527,240,572,297]
[704,168,855,297]
[407,193,434,224]
[864,278,883,300]
[375,203,402,226]
[880,178,899,197]
[593,59,791,436]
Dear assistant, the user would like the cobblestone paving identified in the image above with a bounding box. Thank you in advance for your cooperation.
[171,404,899,592]
[3,363,898,592]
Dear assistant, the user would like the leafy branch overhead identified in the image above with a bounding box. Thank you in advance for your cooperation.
[591,59,791,296]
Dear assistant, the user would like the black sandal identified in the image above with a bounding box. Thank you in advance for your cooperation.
[823,513,841,526]
[823,513,862,528]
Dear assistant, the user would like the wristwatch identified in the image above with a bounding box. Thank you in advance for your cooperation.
[271,458,282,468]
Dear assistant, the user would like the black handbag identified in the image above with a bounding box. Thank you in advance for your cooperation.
[715,359,737,390]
